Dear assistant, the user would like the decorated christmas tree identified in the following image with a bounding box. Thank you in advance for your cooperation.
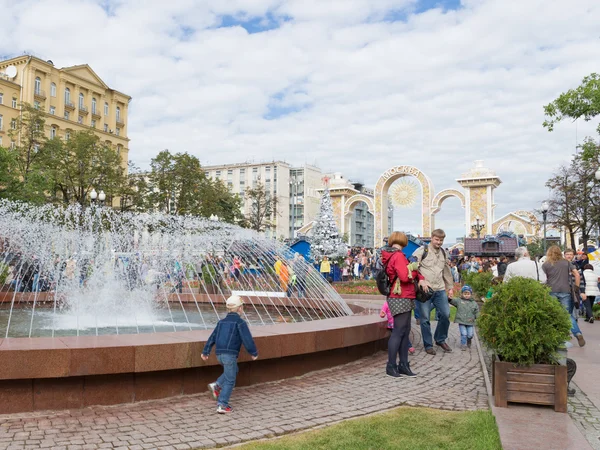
[310,186,348,261]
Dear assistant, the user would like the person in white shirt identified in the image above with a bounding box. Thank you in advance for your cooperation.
[503,247,546,283]
[582,264,599,323]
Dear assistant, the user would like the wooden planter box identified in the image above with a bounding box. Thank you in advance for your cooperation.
[492,359,567,413]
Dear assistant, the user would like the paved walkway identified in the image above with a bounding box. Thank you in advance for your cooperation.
[0,321,487,449]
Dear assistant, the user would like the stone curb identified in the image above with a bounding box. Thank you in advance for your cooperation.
[473,330,494,410]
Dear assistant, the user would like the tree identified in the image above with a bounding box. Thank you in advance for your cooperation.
[310,188,347,261]
[244,180,277,232]
[116,161,150,212]
[41,130,125,206]
[147,150,244,223]
[3,103,52,203]
[544,73,600,162]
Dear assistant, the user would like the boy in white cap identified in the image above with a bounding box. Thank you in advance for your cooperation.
[201,295,258,413]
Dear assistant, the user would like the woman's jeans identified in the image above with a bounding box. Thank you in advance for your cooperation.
[215,353,239,407]
[551,292,582,336]
[459,324,474,346]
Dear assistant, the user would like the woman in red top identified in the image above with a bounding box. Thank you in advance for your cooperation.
[381,231,423,378]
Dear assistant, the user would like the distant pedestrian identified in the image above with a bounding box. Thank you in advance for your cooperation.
[202,296,258,414]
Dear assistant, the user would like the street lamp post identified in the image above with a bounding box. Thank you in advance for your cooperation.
[471,216,485,238]
[541,200,549,254]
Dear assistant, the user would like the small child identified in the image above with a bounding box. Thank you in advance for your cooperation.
[202,295,258,414]
[449,285,479,351]
[380,302,415,355]
[485,277,502,301]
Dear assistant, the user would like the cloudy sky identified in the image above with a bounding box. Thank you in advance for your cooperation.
[1,0,598,241]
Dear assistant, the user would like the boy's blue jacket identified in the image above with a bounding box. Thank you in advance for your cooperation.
[202,312,258,357]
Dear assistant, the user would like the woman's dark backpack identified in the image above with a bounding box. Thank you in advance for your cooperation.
[376,253,397,296]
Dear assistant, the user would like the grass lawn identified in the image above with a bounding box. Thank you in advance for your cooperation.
[235,406,501,450]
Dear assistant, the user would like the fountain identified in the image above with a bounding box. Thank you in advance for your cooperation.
[0,200,387,413]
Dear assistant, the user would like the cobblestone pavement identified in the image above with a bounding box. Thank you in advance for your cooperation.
[569,383,600,450]
[0,323,487,450]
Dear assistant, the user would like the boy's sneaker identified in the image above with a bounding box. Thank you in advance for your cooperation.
[568,386,576,397]
[216,404,232,414]
[467,337,472,348]
[208,382,221,401]
[576,333,586,347]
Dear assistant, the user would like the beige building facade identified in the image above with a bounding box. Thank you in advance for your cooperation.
[0,55,130,169]
[203,161,323,239]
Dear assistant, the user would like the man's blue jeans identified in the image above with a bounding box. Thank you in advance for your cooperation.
[459,324,474,346]
[417,289,450,350]
[216,353,239,407]
[551,292,582,336]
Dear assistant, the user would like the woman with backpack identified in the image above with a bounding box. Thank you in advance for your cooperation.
[380,231,423,378]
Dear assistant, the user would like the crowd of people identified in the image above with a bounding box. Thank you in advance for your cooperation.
[379,231,586,398]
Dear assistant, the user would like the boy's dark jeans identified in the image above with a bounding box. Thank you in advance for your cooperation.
[216,353,238,407]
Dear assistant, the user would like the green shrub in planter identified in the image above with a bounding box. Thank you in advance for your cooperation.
[0,264,9,285]
[202,264,218,285]
[462,271,493,299]
[477,277,571,366]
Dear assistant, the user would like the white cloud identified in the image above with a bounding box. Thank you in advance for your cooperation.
[0,0,598,241]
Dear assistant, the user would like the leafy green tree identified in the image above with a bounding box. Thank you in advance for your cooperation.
[147,150,244,223]
[544,73,600,162]
[244,180,278,232]
[116,161,150,212]
[41,130,125,206]
[2,103,52,203]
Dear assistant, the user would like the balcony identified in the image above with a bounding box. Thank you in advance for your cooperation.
[64,101,75,111]
[79,105,89,115]
[34,89,46,100]
[91,109,101,119]
[116,118,125,127]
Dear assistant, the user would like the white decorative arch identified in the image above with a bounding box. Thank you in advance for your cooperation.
[344,194,374,216]
[374,165,434,247]
[431,189,466,215]
[297,221,314,235]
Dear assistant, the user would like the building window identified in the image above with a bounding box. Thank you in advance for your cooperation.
[64,111,69,120]
[116,106,121,121]
[215,170,221,178]
[12,97,17,108]
[49,106,56,115]
[10,119,16,130]
[50,83,56,97]
[0,136,2,146]
[91,119,96,128]
[0,114,3,131]
[79,93,84,109]
[116,145,122,158]
[104,124,108,132]
[115,127,120,136]
[35,77,41,94]
[65,130,70,141]
[240,168,245,177]
[78,115,83,124]
[0,93,3,104]
[92,98,97,114]
[10,141,15,150]
[104,102,109,116]
[50,127,57,139]
[64,87,70,104]
[34,101,40,109]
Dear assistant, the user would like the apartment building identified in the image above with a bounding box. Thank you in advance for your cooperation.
[0,55,130,170]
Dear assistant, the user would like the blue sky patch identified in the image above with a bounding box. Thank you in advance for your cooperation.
[218,12,292,34]
[263,90,311,120]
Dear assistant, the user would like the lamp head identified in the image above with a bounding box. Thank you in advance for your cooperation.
[98,190,106,202]
[90,189,97,200]
[541,201,549,213]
